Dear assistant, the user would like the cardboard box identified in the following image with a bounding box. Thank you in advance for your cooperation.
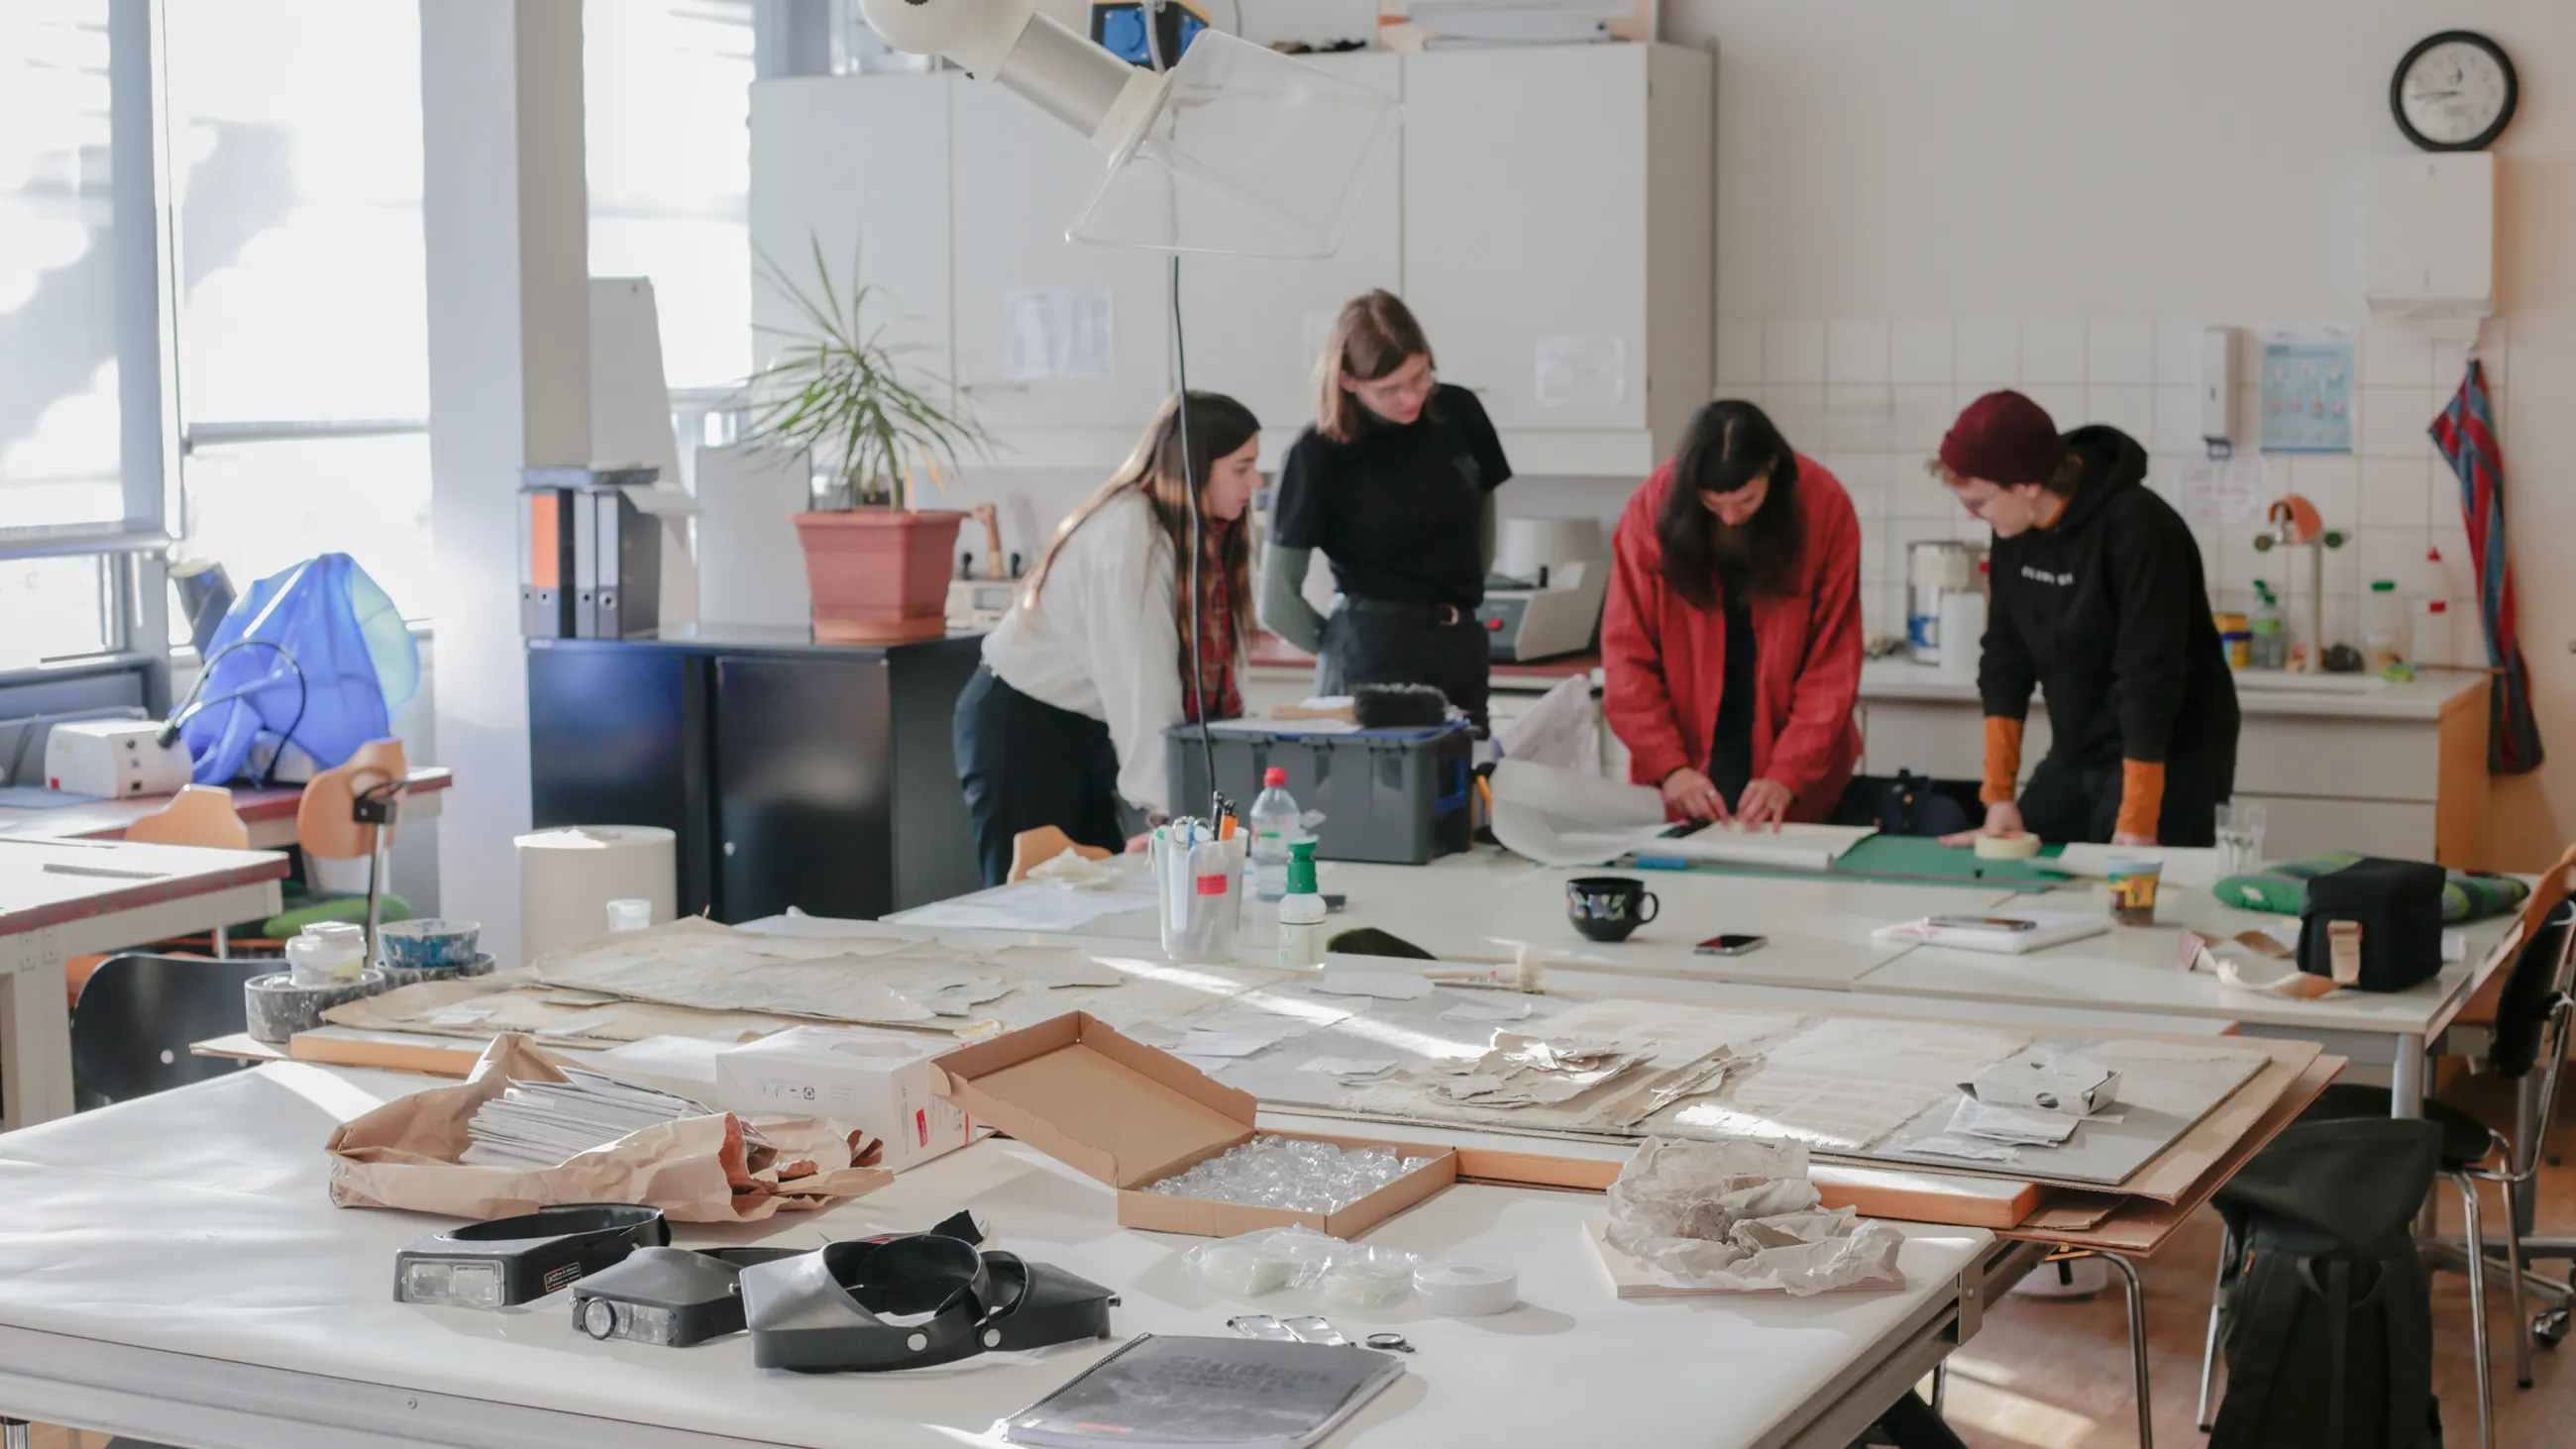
[715,1026,984,1173]
[931,1011,1457,1237]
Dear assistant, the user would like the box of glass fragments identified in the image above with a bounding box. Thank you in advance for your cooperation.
[931,1011,1456,1237]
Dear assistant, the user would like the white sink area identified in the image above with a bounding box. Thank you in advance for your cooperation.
[2230,671,2387,693]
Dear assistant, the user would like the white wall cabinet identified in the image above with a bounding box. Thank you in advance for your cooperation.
[749,42,1713,477]
[1175,52,1404,466]
[1401,44,1710,476]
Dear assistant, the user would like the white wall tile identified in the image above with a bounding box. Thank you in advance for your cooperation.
[2359,385,2437,459]
[2362,326,2432,388]
[2428,519,2474,594]
[2358,458,2429,528]
[2473,317,2509,387]
[1764,321,1826,384]
[1890,320,1953,384]
[1891,384,1954,455]
[2318,536,2359,596]
[1765,382,1825,445]
[1823,383,1897,452]
[2217,525,2267,593]
[1955,320,2020,386]
[2430,338,2472,392]
[2357,525,2429,588]
[2019,320,2088,384]
[1716,319,1765,387]
[2022,384,2084,431]
[2087,319,2155,386]
[1826,320,1891,384]
[2087,385,2155,448]
[1889,463,1958,520]
[2287,456,2358,528]
[2151,385,2204,455]
[2154,319,2212,387]
[1857,519,1888,584]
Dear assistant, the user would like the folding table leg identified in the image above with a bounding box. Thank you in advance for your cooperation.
[2,1417,30,1449]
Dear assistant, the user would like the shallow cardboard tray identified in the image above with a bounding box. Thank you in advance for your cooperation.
[931,1011,1457,1237]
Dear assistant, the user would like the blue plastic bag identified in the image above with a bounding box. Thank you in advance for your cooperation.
[181,554,419,786]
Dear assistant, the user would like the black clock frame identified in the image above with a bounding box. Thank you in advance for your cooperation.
[2392,30,2519,153]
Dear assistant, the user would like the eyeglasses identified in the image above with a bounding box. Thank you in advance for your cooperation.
[1925,458,2006,519]
[1352,366,1437,408]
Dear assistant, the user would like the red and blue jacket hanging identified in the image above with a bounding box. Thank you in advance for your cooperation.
[2430,359,2544,775]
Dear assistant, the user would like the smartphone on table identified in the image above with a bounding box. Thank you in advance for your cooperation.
[1695,934,1768,956]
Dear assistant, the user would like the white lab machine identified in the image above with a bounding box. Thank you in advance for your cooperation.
[1476,518,1610,663]
[44,719,194,799]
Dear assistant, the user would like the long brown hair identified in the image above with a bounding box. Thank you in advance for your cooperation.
[1022,390,1262,674]
[1657,400,1805,609]
[1315,289,1434,444]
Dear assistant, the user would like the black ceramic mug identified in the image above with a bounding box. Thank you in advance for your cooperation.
[1565,876,1659,944]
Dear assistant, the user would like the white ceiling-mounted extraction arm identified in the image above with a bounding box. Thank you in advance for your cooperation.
[855,0,1399,259]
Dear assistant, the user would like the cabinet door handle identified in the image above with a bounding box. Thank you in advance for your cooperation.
[723,842,736,857]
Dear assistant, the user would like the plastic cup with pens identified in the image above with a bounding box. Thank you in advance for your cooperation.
[1153,818,1248,964]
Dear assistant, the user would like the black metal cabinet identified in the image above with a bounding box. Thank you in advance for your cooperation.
[528,628,981,923]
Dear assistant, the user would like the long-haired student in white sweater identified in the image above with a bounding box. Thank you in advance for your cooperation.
[953,391,1263,884]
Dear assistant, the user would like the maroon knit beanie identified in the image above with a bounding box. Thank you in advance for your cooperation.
[1940,390,2063,486]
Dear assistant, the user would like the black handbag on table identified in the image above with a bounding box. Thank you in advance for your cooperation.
[2296,857,2447,992]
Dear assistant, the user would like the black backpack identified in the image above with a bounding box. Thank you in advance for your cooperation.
[2209,1117,2443,1449]
[1828,771,1981,838]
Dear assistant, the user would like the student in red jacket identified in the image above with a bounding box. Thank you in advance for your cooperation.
[1603,400,1865,826]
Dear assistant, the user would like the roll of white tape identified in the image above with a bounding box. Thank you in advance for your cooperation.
[1413,1261,1518,1316]
[1976,832,2043,861]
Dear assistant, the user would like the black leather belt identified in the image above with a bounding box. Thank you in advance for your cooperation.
[1342,597,1474,628]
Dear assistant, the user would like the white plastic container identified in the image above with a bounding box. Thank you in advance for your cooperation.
[286,921,369,986]
[2364,580,2408,671]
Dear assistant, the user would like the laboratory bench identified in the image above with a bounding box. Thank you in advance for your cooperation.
[525,626,985,925]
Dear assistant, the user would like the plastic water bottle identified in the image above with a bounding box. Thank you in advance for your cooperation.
[1249,767,1299,902]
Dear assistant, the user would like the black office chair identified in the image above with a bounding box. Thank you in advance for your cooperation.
[68,953,269,1111]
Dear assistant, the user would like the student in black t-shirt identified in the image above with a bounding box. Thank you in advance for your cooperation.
[1258,290,1513,730]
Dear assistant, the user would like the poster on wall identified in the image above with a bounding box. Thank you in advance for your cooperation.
[2178,456,2267,522]
[1006,290,1115,381]
[2258,322,2355,455]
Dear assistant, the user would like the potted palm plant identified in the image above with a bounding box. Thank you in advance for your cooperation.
[741,241,994,643]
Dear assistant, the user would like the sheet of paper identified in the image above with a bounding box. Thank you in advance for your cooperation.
[1004,289,1114,381]
[1649,821,1877,873]
[1314,970,1433,1000]
[535,1008,622,1039]
[1489,758,1670,866]
[896,887,1156,933]
[1302,1056,1398,1079]
[1903,1134,2022,1164]
[1535,336,1625,408]
[1871,911,2110,955]
[1947,1094,2081,1146]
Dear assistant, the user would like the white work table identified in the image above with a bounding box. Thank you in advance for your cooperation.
[882,844,2523,1115]
[889,850,2021,992]
[0,1064,2033,1449]
[0,836,288,1129]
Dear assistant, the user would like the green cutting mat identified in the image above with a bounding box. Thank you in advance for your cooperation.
[1636,833,2074,892]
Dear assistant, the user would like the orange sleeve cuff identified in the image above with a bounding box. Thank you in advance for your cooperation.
[1981,716,2024,805]
[2116,760,2166,840]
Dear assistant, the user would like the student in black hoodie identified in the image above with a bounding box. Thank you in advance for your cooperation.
[1930,390,2239,848]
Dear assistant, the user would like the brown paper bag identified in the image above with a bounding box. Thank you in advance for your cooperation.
[325,1034,893,1222]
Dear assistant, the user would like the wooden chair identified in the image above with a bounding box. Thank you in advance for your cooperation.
[1008,825,1113,884]
[118,785,254,959]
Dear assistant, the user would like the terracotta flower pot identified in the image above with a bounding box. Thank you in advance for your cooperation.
[793,509,969,644]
